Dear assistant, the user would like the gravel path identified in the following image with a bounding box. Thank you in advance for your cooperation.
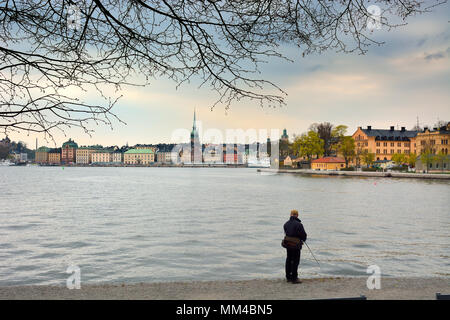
[1,277,449,300]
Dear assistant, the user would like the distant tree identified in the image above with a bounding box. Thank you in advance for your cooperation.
[292,131,324,161]
[309,122,334,156]
[337,136,356,168]
[354,144,366,168]
[420,149,434,173]
[0,1,443,139]
[361,150,376,167]
[435,150,447,172]
[309,123,351,157]
[407,153,417,167]
[0,144,9,159]
[391,153,407,166]
[331,125,348,155]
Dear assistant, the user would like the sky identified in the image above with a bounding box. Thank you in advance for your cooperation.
[6,2,450,148]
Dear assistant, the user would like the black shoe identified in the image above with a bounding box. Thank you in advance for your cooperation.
[291,279,302,284]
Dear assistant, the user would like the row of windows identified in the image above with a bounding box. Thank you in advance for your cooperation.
[430,162,448,169]
[375,149,410,155]
[424,148,450,155]
[314,163,345,168]
[376,142,411,147]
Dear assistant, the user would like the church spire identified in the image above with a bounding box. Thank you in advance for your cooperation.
[193,108,196,130]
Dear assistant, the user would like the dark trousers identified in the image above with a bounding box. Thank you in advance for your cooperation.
[285,248,301,281]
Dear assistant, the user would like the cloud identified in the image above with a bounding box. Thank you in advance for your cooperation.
[424,47,450,61]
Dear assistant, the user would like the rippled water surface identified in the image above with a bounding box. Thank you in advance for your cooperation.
[0,166,449,285]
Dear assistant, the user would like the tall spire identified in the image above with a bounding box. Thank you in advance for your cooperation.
[193,108,196,130]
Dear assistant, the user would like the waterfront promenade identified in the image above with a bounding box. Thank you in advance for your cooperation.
[259,169,450,180]
[1,277,448,300]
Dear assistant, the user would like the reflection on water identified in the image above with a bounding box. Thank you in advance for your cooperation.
[0,166,449,285]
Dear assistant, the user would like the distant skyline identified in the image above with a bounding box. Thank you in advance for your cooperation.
[4,3,450,148]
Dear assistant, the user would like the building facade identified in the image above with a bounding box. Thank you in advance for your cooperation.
[156,151,172,163]
[76,146,102,164]
[48,148,61,164]
[112,151,123,163]
[61,139,78,164]
[311,157,346,170]
[415,122,450,172]
[415,122,450,155]
[124,149,155,165]
[135,145,157,152]
[352,126,418,162]
[91,150,113,164]
[35,146,50,163]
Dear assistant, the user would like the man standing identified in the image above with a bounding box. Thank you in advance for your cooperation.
[283,209,307,284]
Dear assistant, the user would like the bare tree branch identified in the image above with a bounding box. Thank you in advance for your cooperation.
[0,0,445,140]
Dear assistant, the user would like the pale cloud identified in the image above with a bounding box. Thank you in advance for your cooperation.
[287,72,381,97]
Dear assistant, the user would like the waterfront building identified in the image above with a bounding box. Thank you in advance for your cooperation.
[12,152,28,163]
[20,153,28,162]
[177,144,192,164]
[311,156,346,170]
[156,151,172,164]
[415,122,450,172]
[91,149,113,164]
[112,151,123,163]
[283,155,295,167]
[48,148,61,164]
[135,144,157,152]
[416,154,450,172]
[61,139,78,164]
[241,149,249,165]
[415,122,450,155]
[352,126,418,162]
[124,148,155,165]
[76,145,102,164]
[35,146,50,163]
[203,144,223,164]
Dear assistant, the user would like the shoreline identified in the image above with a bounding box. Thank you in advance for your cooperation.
[258,168,450,180]
[1,277,449,300]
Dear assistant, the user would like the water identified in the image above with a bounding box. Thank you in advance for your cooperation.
[0,166,449,286]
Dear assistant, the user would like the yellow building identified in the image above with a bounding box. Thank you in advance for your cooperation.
[124,148,155,165]
[283,155,293,167]
[415,122,450,155]
[134,145,157,152]
[35,146,50,163]
[76,146,103,164]
[311,157,346,170]
[48,149,61,164]
[415,122,450,172]
[91,150,113,163]
[352,126,418,163]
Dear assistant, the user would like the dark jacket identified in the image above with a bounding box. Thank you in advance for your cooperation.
[284,216,307,244]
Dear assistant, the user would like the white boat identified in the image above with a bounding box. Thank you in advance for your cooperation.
[0,160,12,166]
[247,157,271,168]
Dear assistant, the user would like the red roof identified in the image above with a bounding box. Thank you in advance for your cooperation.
[311,157,345,163]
